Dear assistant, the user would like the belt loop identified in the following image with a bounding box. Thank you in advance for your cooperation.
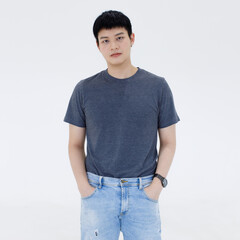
[139,177,142,190]
[98,176,103,188]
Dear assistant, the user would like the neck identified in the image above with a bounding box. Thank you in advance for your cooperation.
[107,61,138,79]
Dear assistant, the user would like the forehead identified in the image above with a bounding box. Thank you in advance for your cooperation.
[98,27,127,39]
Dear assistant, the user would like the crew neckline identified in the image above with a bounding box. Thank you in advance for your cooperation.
[102,67,141,82]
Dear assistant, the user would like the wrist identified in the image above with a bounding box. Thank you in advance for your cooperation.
[78,181,91,192]
[153,173,168,188]
[151,177,163,190]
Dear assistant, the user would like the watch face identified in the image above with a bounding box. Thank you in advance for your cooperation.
[162,179,167,187]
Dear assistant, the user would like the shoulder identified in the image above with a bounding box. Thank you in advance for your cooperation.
[140,68,167,87]
[74,70,104,90]
[140,68,166,83]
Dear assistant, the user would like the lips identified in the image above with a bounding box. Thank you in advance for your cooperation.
[111,53,122,57]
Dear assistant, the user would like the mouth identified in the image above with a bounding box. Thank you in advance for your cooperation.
[110,53,122,57]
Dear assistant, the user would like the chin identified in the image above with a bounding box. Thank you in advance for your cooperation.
[107,59,123,65]
[108,58,126,66]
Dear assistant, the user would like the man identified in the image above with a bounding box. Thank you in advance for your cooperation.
[63,10,180,240]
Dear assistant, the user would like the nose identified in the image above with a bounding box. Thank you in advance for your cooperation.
[110,41,119,50]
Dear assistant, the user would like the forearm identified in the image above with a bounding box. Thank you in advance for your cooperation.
[152,143,176,189]
[68,145,90,192]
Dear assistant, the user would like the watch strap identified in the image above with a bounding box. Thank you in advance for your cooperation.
[154,173,168,187]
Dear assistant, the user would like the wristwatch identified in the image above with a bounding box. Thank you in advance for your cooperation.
[154,173,168,187]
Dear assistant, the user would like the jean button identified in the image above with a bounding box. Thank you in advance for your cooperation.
[121,179,128,183]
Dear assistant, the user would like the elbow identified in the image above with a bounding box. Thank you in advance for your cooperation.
[68,142,85,151]
[160,141,176,151]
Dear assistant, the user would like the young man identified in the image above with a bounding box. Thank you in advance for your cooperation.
[63,10,180,240]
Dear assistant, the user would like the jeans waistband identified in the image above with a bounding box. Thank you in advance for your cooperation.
[86,171,154,189]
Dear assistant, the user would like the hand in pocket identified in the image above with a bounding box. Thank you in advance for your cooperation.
[143,185,161,201]
[80,185,97,198]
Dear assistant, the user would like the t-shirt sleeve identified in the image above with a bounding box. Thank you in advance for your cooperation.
[158,78,180,129]
[63,82,86,128]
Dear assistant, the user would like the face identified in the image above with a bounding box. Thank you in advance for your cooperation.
[97,27,135,67]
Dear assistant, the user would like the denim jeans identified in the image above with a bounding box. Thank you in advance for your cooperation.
[80,171,162,240]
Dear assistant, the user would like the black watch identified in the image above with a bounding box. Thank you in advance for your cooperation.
[154,173,168,188]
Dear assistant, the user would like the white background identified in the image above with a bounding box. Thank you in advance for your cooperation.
[0,0,239,239]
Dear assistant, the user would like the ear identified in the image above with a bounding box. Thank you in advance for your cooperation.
[130,33,135,46]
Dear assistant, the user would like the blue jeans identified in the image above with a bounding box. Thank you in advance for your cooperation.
[80,171,162,240]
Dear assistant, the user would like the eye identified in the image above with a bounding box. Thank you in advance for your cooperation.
[117,36,124,40]
[102,40,109,44]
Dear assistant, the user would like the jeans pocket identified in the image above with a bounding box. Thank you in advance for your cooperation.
[81,182,99,200]
[141,183,159,203]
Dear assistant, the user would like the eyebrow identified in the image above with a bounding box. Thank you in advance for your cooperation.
[99,32,125,40]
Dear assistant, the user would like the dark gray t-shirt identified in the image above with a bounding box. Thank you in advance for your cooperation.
[63,67,180,178]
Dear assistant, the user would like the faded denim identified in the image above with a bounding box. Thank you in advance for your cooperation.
[80,171,161,240]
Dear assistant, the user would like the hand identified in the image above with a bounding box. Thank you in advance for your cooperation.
[144,183,162,201]
[79,185,96,198]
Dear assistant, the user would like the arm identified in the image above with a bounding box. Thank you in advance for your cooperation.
[145,124,177,198]
[152,123,177,188]
[68,124,95,196]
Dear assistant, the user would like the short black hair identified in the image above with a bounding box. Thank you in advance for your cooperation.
[93,10,132,46]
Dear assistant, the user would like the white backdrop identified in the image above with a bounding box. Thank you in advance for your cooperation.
[0,0,239,239]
